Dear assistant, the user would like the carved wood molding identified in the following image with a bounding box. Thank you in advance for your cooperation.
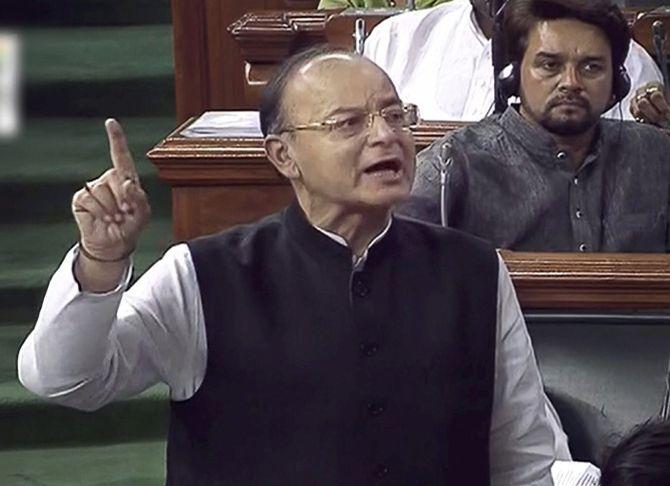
[228,10,330,60]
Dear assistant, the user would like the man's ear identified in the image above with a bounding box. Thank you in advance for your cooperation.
[264,135,301,180]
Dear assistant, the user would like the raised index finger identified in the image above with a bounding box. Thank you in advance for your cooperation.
[105,118,138,179]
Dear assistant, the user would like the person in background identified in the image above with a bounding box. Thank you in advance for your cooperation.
[600,420,670,486]
[364,0,661,120]
[318,0,449,9]
[401,0,670,252]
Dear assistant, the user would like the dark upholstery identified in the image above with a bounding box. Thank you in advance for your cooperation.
[547,387,617,466]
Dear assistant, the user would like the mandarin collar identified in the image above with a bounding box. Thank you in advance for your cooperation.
[498,106,604,170]
[284,202,395,266]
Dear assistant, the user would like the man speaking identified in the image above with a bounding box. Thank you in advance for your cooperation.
[18,46,558,484]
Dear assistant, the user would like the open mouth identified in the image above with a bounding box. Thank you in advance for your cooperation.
[364,159,401,174]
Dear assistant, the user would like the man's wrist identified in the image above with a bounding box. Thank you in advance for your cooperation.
[74,244,132,294]
[78,240,135,263]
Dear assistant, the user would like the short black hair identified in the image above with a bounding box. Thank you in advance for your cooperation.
[258,44,354,136]
[502,0,631,69]
[600,420,670,486]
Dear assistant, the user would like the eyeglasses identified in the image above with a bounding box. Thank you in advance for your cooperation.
[279,103,419,139]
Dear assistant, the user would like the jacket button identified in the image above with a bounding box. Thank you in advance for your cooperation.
[367,402,385,416]
[360,343,379,357]
[353,279,369,297]
[374,464,389,479]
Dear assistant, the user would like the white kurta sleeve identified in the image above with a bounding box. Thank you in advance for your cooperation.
[489,254,557,486]
[604,39,663,120]
[17,243,206,411]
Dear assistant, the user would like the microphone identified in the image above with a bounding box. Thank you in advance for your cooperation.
[353,18,366,55]
[661,356,669,420]
[492,0,510,114]
[652,20,669,88]
[439,142,453,228]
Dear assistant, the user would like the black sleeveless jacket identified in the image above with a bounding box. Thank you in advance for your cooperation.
[167,203,498,485]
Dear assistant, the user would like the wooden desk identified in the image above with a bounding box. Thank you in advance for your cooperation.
[147,117,670,310]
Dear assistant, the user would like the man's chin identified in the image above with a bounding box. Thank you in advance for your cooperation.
[540,113,595,136]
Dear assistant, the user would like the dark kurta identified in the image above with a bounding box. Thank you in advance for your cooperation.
[402,107,670,252]
[167,203,499,485]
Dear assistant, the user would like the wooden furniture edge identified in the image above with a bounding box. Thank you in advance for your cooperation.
[500,251,670,309]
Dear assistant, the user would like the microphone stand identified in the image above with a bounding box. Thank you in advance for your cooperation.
[353,18,366,55]
[491,0,508,114]
[661,357,669,420]
[652,20,669,89]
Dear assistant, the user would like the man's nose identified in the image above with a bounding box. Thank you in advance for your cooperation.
[558,65,583,91]
[367,113,397,144]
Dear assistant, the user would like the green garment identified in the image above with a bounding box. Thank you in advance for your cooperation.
[318,0,449,9]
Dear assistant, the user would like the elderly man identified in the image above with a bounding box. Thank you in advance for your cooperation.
[402,0,670,252]
[18,46,560,484]
[364,0,661,121]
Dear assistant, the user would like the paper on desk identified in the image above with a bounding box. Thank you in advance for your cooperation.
[551,460,601,486]
[181,111,262,138]
[342,7,404,15]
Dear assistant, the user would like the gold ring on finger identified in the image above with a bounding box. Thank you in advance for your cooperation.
[646,86,661,96]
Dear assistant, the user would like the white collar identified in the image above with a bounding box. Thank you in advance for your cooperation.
[313,218,393,268]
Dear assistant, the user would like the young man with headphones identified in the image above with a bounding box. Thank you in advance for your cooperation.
[401,0,670,252]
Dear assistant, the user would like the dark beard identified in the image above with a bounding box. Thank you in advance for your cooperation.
[539,98,598,136]
[539,112,596,135]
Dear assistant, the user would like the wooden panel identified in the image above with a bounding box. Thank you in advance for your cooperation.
[172,186,295,238]
[171,0,320,122]
[171,0,210,122]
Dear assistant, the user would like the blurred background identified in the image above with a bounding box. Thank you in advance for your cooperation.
[0,1,174,483]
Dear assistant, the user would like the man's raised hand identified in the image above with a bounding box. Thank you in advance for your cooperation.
[630,81,670,128]
[72,119,151,264]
